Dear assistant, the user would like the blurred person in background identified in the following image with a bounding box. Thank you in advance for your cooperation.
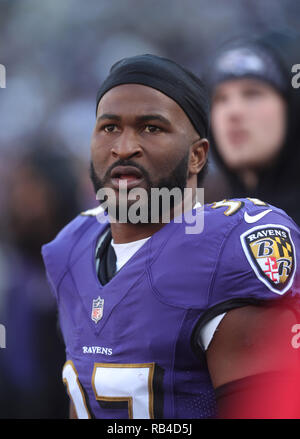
[204,36,300,226]
[0,141,82,418]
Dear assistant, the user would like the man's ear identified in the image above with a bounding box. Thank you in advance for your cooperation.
[189,138,209,176]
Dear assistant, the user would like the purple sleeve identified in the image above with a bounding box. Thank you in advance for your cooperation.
[207,211,300,318]
[193,210,300,351]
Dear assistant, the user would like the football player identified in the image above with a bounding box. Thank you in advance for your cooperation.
[42,54,300,419]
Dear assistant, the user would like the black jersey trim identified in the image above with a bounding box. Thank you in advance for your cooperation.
[191,297,269,356]
[191,293,300,356]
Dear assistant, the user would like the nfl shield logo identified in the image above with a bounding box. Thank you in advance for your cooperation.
[91,296,104,323]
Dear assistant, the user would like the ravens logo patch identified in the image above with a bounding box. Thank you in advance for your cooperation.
[240,224,296,294]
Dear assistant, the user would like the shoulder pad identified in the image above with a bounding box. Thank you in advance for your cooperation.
[210,201,300,303]
[42,207,106,293]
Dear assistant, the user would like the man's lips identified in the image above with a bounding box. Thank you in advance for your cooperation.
[227,129,249,145]
[110,165,144,189]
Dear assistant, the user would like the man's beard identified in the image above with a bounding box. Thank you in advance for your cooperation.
[89,153,190,223]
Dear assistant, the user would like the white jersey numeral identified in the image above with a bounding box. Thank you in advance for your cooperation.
[62,361,157,419]
[211,198,268,216]
[246,198,268,206]
[92,363,155,419]
[211,199,243,216]
[62,360,91,419]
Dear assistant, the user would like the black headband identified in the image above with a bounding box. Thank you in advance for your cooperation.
[96,54,209,138]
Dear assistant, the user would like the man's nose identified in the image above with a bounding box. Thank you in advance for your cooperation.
[111,129,142,160]
[225,96,245,121]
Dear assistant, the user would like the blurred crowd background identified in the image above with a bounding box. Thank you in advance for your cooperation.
[0,0,300,418]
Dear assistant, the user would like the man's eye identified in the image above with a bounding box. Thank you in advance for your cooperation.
[144,125,161,133]
[103,124,118,133]
[243,89,263,98]
[212,94,227,105]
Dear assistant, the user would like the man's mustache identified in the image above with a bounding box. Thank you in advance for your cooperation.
[102,160,150,185]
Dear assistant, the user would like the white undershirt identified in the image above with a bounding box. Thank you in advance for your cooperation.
[111,237,150,272]
[95,201,226,350]
[200,313,226,350]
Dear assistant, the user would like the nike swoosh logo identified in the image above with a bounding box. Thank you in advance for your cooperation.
[244,209,272,223]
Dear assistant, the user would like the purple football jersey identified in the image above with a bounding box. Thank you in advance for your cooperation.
[42,198,300,419]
